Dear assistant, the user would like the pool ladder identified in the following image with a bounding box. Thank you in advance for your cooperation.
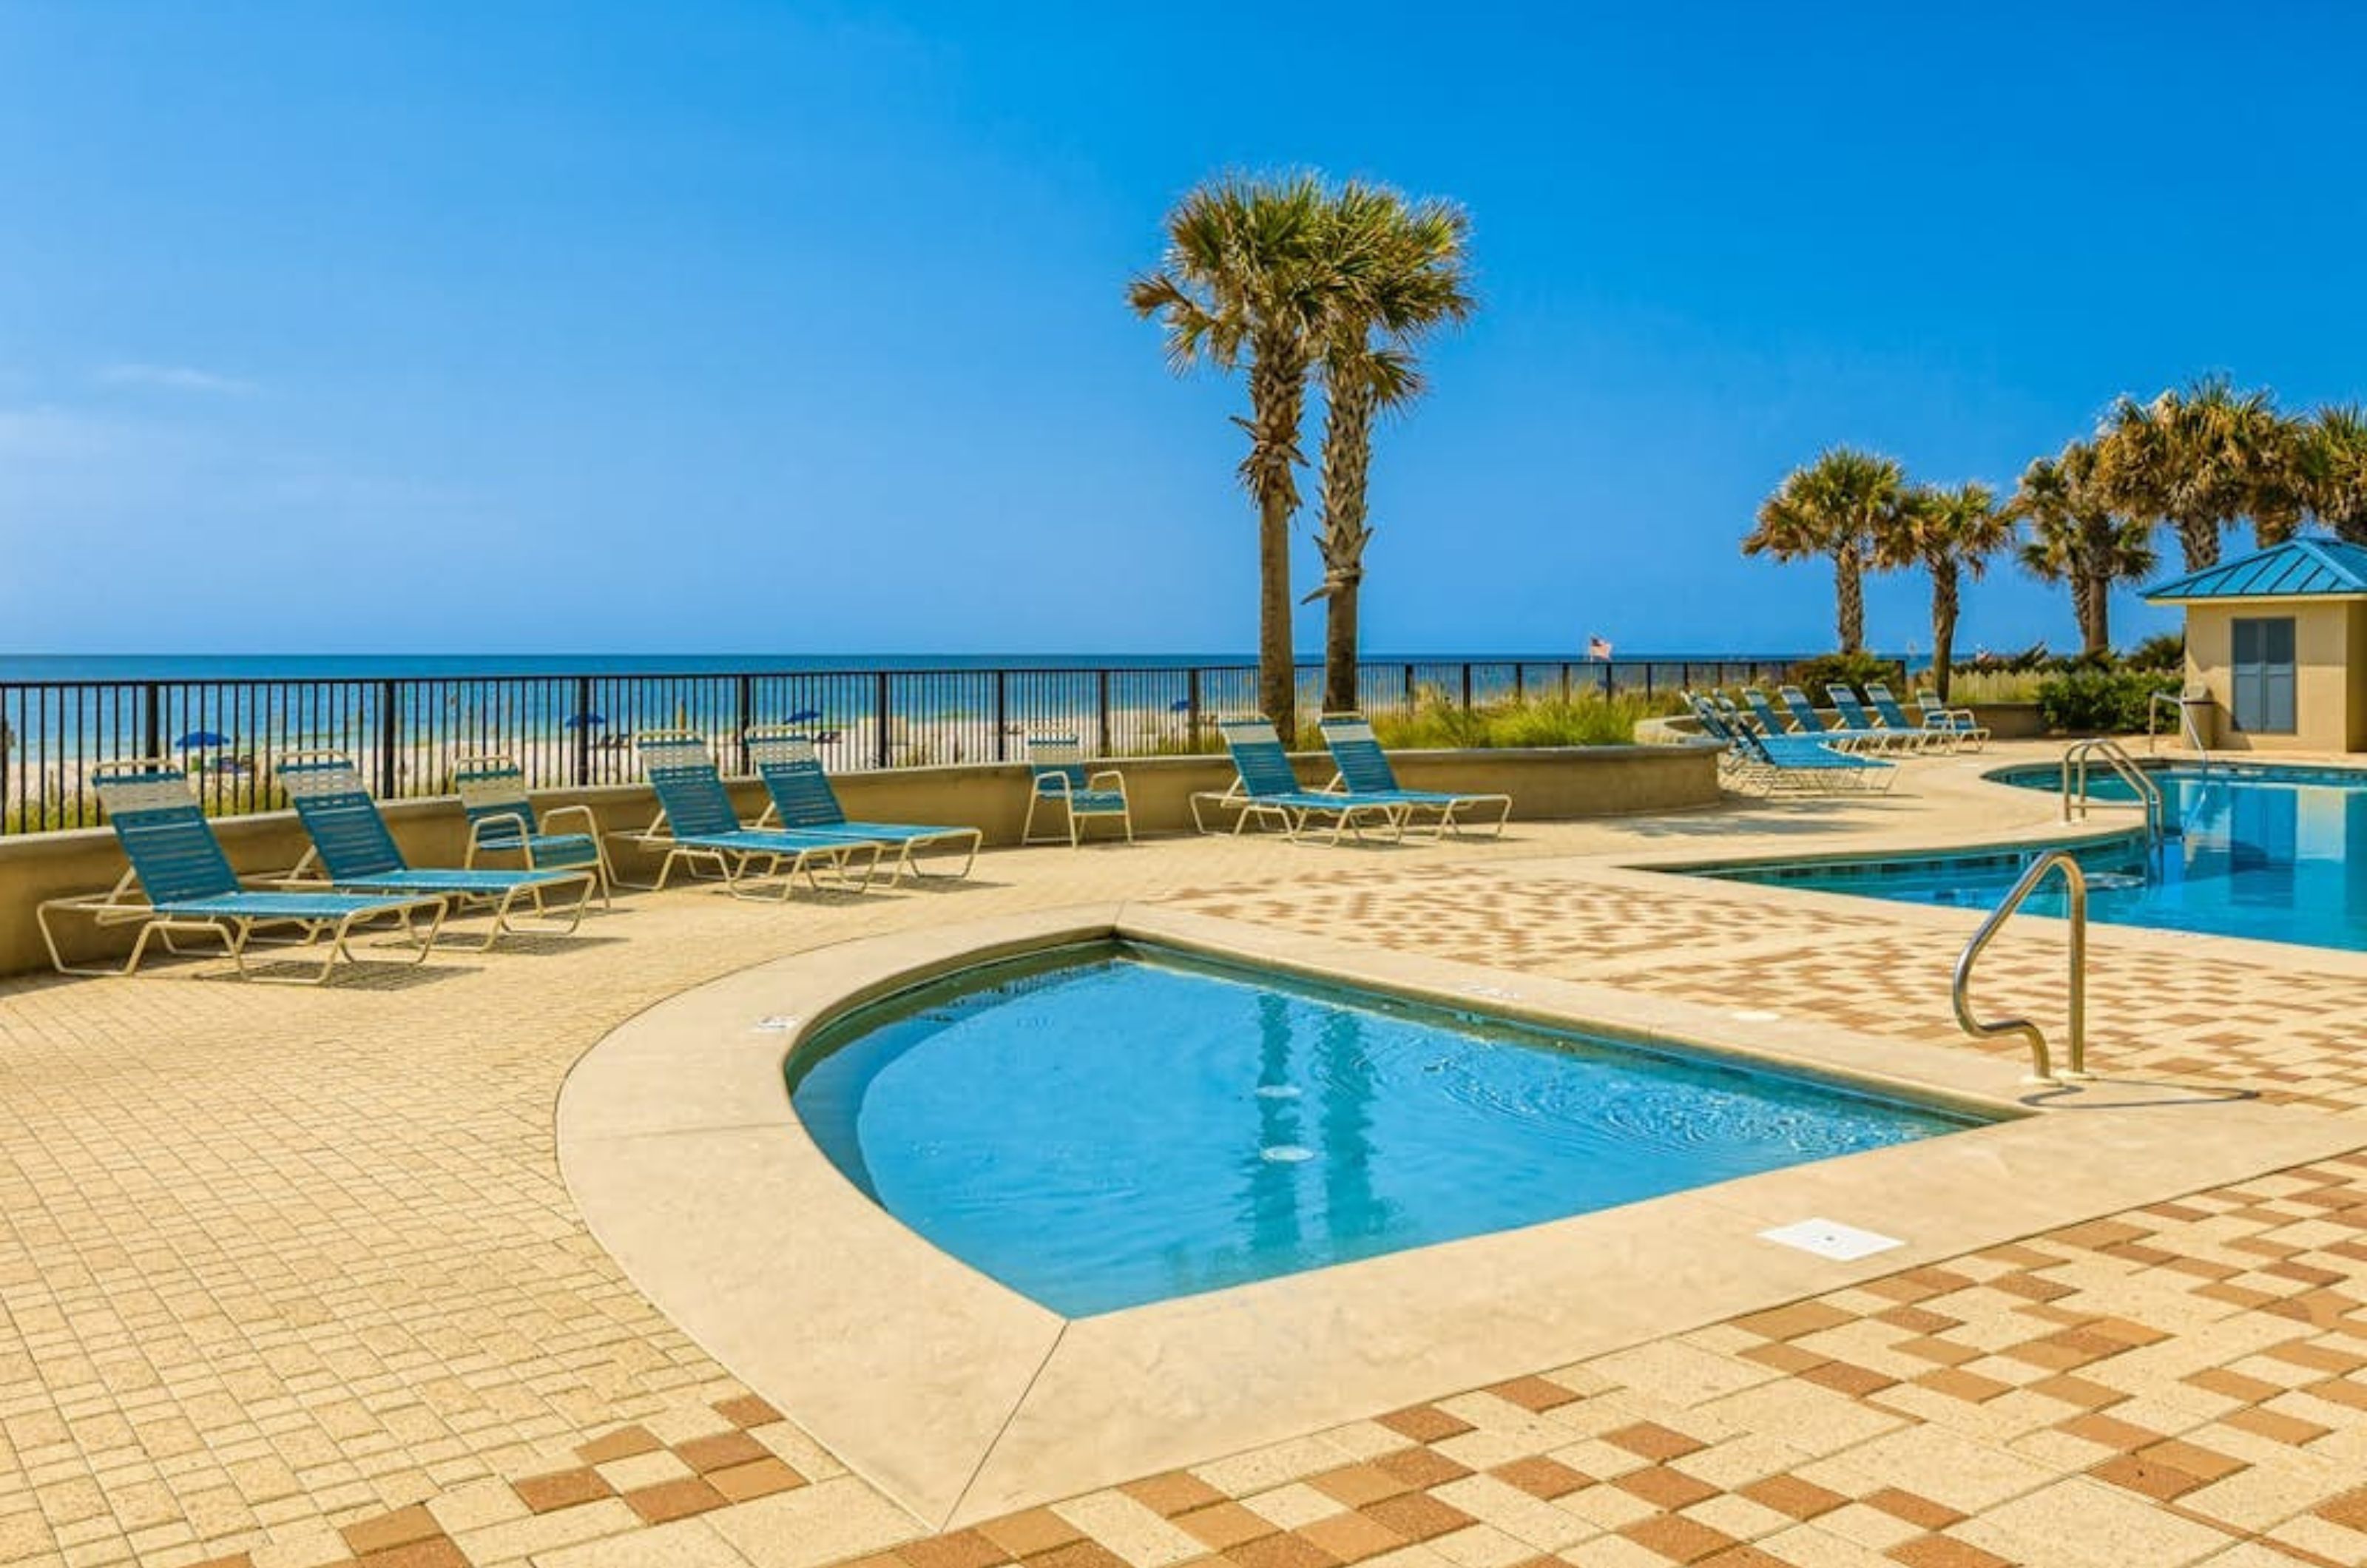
[2061,737,2165,845]
[1953,850,2090,1086]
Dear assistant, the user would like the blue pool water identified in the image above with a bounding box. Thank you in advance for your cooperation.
[787,944,1981,1316]
[1706,763,2367,950]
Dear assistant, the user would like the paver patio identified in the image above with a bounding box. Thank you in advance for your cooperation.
[1,745,2362,1568]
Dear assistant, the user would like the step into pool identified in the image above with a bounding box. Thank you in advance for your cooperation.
[786,943,1987,1316]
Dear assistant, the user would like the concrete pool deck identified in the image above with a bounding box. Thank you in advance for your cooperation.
[5,742,2367,1567]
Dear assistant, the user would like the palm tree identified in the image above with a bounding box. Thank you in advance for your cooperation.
[1876,482,2013,701]
[1306,184,1476,715]
[1130,174,1334,743]
[2011,442,2157,657]
[2300,405,2367,544]
[1743,447,1907,653]
[2093,374,2286,570]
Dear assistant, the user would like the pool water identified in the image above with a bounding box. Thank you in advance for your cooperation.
[1707,763,2367,951]
[788,944,1980,1316]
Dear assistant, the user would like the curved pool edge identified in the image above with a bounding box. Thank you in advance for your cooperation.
[556,899,2367,1531]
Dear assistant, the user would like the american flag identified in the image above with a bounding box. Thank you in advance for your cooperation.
[1586,635,1613,660]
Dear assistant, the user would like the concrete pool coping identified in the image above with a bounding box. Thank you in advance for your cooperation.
[555,899,2367,1532]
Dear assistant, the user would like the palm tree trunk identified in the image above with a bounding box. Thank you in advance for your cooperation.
[1323,585,1362,717]
[1246,342,1309,744]
[1832,547,1865,653]
[2066,572,2098,657]
[2176,516,2221,572]
[1929,561,1959,703]
[2081,570,2112,657]
[1315,379,1378,715]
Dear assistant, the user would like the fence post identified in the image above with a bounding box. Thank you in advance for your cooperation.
[1187,668,1203,746]
[1560,663,1571,701]
[1513,663,1525,701]
[1644,664,1655,697]
[141,682,161,760]
[1097,669,1112,757]
[1460,664,1473,712]
[377,680,399,798]
[993,671,1008,762]
[1402,663,1415,707]
[874,672,892,769]
[1601,662,1614,698]
[735,675,754,774]
[573,676,592,786]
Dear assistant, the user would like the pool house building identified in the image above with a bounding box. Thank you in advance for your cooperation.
[2146,533,2367,753]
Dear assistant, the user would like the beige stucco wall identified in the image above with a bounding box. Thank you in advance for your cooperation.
[0,745,1719,980]
[2181,600,2366,752]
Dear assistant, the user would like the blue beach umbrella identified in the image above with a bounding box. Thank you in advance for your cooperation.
[784,707,825,724]
[564,712,605,730]
[175,729,232,749]
[1169,699,1192,713]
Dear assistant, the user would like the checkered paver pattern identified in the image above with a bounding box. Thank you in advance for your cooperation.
[3,760,2365,1567]
[1161,862,2367,1121]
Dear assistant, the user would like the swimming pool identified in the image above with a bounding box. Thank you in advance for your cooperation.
[1704,760,2367,950]
[787,943,1983,1316]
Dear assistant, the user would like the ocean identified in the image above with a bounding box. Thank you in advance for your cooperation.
[0,651,1792,682]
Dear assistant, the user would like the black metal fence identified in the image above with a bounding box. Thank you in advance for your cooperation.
[0,655,1814,834]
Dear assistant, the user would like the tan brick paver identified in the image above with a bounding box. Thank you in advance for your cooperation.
[4,754,2366,1567]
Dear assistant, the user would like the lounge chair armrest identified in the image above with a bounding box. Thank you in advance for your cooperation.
[538,803,600,837]
[251,871,327,890]
[1033,771,1075,797]
[466,811,532,851]
[1088,768,1127,792]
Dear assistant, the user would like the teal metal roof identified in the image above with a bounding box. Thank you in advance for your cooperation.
[2144,535,2367,602]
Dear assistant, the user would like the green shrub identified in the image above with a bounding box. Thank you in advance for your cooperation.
[2125,632,2186,670]
[2035,669,2182,734]
[1785,651,1904,697]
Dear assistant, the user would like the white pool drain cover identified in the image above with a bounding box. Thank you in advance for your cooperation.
[1759,1218,1902,1261]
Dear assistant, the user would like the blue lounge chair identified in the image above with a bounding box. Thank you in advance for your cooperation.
[453,754,613,905]
[1749,729,1897,793]
[1193,718,1406,842]
[1860,683,1961,754]
[1912,689,1991,749]
[1681,692,1767,788]
[613,732,884,896]
[277,754,597,949]
[1777,685,1888,751]
[1022,737,1133,847]
[1317,714,1511,837]
[1713,693,1766,737]
[1826,686,1938,753]
[1742,688,1798,737]
[747,727,982,880]
[37,760,448,982]
[1684,696,1895,795]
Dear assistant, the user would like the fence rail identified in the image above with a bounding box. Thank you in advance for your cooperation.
[0,655,1817,834]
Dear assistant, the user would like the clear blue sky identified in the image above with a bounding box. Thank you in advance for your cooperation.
[4,1,2362,658]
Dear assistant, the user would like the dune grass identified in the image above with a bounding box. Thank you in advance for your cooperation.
[1368,689,1687,749]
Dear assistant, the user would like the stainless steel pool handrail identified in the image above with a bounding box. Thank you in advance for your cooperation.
[2147,689,2212,771]
[2062,738,2163,842]
[1953,849,2090,1086]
